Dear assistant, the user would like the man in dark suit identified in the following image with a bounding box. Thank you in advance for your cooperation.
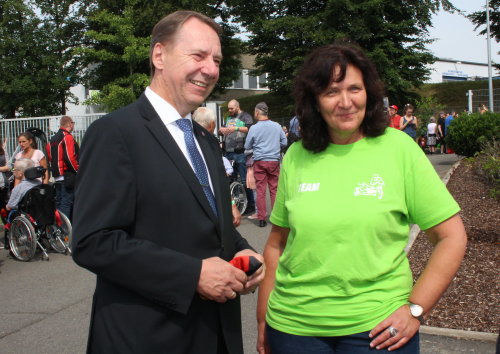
[72,10,264,354]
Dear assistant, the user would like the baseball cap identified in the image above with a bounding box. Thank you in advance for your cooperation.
[389,105,398,110]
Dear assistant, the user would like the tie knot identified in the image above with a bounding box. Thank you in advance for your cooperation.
[177,118,193,133]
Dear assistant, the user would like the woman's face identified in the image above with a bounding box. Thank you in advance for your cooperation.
[317,64,367,144]
[18,136,32,150]
[405,108,413,116]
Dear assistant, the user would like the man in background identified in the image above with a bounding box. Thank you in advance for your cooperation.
[219,99,256,215]
[47,115,79,220]
[193,106,241,227]
[388,105,401,129]
[244,102,287,227]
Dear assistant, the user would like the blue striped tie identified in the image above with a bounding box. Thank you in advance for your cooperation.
[176,119,217,216]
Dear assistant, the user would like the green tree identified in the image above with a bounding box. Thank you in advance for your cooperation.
[0,1,42,117]
[80,0,242,112]
[35,0,88,114]
[226,0,456,104]
[468,0,500,69]
[0,0,87,118]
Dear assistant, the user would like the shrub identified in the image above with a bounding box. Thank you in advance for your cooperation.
[447,112,500,157]
[469,139,500,199]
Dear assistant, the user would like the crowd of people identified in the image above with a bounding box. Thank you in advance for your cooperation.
[0,116,79,249]
[2,9,469,354]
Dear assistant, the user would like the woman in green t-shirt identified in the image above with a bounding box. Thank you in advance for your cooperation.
[256,41,467,354]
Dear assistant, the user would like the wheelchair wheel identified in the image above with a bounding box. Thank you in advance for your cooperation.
[46,211,72,254]
[230,181,247,215]
[9,215,37,261]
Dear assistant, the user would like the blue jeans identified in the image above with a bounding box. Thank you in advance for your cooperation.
[266,325,419,354]
[55,182,74,221]
[225,152,255,207]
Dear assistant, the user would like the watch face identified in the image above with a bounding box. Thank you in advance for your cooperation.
[410,304,424,317]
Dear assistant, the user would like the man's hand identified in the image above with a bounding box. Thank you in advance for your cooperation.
[231,204,241,227]
[234,249,265,294]
[219,127,233,136]
[197,257,247,302]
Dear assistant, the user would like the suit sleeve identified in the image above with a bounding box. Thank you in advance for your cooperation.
[72,117,202,315]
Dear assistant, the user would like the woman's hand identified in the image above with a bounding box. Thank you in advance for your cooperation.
[256,321,270,354]
[369,305,420,351]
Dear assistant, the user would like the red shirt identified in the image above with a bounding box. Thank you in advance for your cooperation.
[389,114,401,129]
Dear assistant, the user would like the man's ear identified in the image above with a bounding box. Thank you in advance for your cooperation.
[151,43,165,71]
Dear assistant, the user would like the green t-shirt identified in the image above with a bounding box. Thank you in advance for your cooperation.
[267,128,460,336]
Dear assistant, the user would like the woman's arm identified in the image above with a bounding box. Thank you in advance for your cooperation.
[400,116,408,129]
[257,225,289,354]
[414,117,418,129]
[369,214,467,351]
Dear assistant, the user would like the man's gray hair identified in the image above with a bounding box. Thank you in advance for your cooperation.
[192,107,216,130]
[255,102,269,116]
[14,158,35,174]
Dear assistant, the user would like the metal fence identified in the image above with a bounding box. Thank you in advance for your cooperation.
[0,113,106,158]
[468,88,500,113]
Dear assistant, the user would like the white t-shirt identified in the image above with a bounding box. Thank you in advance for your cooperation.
[427,122,437,135]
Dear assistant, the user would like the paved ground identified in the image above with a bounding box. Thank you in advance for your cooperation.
[0,153,497,353]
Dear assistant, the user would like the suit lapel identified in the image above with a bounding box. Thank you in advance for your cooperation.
[193,123,225,222]
[138,96,220,229]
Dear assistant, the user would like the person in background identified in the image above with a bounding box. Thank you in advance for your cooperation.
[0,132,49,185]
[400,104,418,142]
[244,102,287,227]
[287,114,301,147]
[219,99,256,215]
[437,111,446,154]
[6,159,40,211]
[257,41,466,354]
[193,106,242,227]
[72,11,264,354]
[47,115,79,220]
[388,105,401,129]
[427,117,438,154]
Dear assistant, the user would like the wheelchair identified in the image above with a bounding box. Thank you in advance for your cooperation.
[4,167,72,261]
[227,161,248,215]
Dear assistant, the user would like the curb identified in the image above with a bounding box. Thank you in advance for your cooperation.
[420,325,498,342]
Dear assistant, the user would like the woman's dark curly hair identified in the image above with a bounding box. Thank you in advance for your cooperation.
[293,41,386,153]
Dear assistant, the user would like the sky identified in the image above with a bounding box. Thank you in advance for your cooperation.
[427,0,499,63]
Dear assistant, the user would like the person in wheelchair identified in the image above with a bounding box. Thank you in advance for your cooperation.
[3,159,72,260]
[6,158,41,213]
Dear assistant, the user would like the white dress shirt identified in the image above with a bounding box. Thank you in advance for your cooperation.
[145,87,215,193]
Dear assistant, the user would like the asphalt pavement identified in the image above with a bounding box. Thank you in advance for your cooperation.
[0,152,497,353]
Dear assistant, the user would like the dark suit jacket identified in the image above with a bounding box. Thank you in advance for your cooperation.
[72,94,252,353]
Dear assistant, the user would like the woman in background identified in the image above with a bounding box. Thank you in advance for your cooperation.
[0,132,49,185]
[400,104,418,142]
[427,117,438,154]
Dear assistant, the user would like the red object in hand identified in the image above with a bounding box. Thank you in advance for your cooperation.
[229,256,262,276]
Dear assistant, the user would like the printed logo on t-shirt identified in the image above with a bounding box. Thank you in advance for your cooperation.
[353,174,384,199]
[298,183,320,192]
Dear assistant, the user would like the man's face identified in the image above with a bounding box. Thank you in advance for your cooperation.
[12,163,23,179]
[389,107,396,116]
[152,17,222,116]
[228,102,239,117]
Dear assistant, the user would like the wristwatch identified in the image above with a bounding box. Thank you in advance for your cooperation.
[409,303,425,324]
